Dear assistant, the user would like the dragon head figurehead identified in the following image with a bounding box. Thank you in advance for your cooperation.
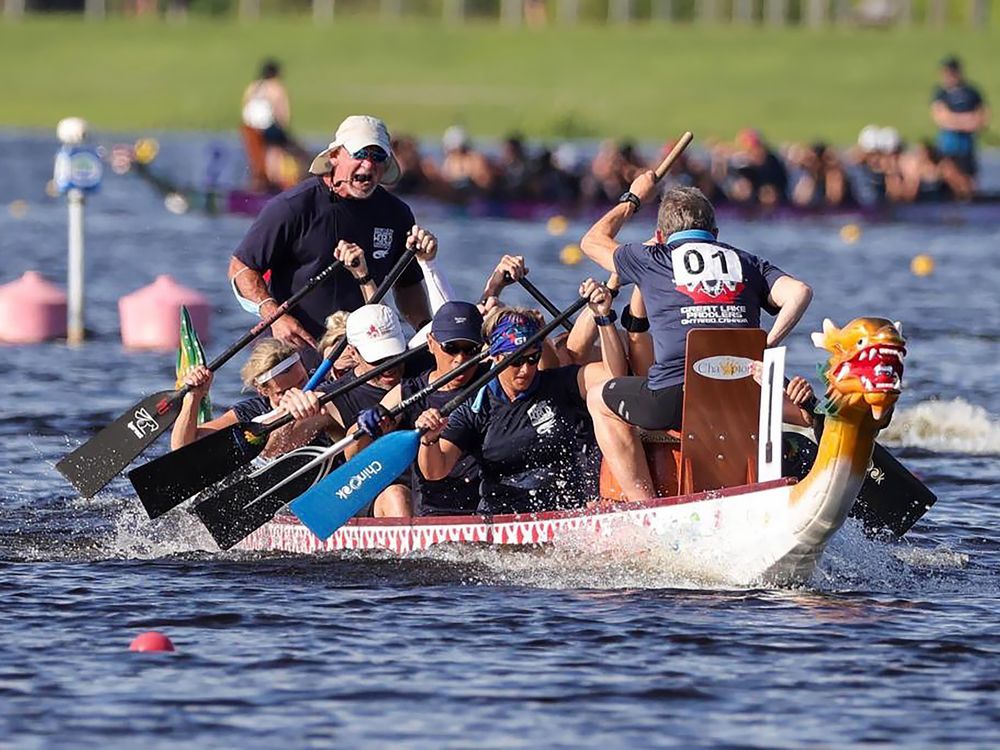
[812,317,906,423]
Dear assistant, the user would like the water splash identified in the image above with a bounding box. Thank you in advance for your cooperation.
[880,398,1000,455]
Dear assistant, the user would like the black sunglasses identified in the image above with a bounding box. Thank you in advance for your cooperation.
[507,351,542,368]
[352,146,388,163]
[441,340,480,356]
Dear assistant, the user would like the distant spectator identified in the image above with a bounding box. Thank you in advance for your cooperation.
[727,128,788,207]
[931,55,989,190]
[240,59,308,191]
[789,142,856,209]
[439,125,496,198]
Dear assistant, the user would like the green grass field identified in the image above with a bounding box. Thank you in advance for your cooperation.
[2,17,996,145]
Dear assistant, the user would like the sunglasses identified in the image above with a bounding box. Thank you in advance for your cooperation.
[441,341,480,356]
[351,146,389,163]
[507,351,542,368]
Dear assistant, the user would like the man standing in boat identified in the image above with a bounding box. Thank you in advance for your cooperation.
[930,55,990,193]
[580,181,813,501]
[228,114,435,354]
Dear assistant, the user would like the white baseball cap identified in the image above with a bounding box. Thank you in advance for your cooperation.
[308,115,401,184]
[346,304,406,363]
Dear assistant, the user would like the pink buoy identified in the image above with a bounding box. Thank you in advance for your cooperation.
[0,271,68,344]
[119,275,211,351]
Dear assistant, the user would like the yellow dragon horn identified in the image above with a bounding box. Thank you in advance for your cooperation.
[893,320,903,337]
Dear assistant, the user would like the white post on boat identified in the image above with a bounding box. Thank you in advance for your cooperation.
[757,346,786,482]
[54,117,103,347]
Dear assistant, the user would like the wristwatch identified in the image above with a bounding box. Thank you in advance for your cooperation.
[594,310,618,327]
[618,191,641,213]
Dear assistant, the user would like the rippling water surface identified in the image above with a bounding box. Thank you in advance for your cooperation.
[2,133,999,748]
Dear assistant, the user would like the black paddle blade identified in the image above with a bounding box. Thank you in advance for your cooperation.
[194,450,332,550]
[852,442,937,537]
[56,390,182,498]
[128,422,268,519]
[782,432,937,537]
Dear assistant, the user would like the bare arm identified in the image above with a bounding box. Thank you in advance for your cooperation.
[580,202,633,273]
[228,255,316,349]
[577,279,627,391]
[581,170,658,273]
[766,276,813,347]
[414,409,462,480]
[624,287,655,377]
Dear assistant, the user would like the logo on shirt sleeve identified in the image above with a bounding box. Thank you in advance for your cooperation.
[671,242,745,304]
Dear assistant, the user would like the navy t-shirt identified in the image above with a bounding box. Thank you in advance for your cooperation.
[932,83,984,156]
[233,177,423,338]
[398,369,484,516]
[442,366,596,515]
[317,369,391,428]
[613,230,785,390]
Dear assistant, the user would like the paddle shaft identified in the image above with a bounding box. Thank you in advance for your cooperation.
[654,131,694,181]
[166,258,347,411]
[244,351,489,506]
[253,342,428,437]
[516,273,623,336]
[517,277,572,332]
[305,246,420,390]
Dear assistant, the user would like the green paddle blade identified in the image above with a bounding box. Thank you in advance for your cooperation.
[176,305,212,424]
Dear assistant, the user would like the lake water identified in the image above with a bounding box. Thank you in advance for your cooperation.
[1,131,999,749]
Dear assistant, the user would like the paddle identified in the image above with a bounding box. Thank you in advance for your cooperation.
[56,258,348,498]
[128,341,428,519]
[785,398,937,536]
[194,350,490,549]
[303,246,419,390]
[290,293,591,541]
[517,272,622,335]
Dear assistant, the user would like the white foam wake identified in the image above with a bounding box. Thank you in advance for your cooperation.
[879,398,1000,455]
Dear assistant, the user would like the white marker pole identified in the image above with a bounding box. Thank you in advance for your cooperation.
[55,117,100,347]
[67,187,86,346]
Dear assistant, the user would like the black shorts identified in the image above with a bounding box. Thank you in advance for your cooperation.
[601,377,684,431]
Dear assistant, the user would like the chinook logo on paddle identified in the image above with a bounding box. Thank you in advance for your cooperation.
[693,356,753,381]
[334,461,384,501]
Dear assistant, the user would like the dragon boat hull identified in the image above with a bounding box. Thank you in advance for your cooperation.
[238,477,852,586]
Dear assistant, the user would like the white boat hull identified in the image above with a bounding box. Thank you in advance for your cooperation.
[237,477,850,586]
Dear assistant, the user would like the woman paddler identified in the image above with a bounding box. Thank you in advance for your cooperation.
[172,339,335,456]
[414,279,626,515]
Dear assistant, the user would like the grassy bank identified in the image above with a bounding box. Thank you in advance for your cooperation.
[2,18,997,144]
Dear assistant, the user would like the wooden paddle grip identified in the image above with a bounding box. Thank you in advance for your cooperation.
[653,131,693,181]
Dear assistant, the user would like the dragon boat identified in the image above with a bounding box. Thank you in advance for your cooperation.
[237,319,908,587]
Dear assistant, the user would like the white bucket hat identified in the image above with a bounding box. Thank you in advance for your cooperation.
[346,304,406,363]
[308,115,401,184]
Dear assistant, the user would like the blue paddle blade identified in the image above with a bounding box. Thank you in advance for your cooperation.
[290,430,422,540]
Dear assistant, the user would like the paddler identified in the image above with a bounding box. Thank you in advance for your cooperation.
[350,301,488,516]
[580,183,813,501]
[172,339,336,457]
[414,279,625,515]
[228,114,436,352]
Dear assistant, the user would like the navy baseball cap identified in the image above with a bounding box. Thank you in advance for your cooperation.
[431,301,483,345]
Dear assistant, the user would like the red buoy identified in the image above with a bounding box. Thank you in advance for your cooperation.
[129,631,175,652]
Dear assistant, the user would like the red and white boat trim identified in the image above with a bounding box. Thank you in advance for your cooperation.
[238,478,829,585]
